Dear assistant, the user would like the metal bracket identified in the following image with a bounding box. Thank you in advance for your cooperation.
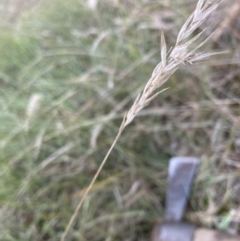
[165,157,199,221]
[156,221,196,241]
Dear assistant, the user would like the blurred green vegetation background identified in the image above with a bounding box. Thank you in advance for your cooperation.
[0,0,239,240]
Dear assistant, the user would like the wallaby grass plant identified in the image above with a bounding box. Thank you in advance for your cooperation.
[1,0,239,240]
[61,0,227,240]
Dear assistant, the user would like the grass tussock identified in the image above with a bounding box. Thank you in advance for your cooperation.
[0,0,240,240]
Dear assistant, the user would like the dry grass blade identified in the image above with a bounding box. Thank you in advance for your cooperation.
[61,1,224,240]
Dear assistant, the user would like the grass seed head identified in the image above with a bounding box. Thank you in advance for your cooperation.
[124,0,223,128]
